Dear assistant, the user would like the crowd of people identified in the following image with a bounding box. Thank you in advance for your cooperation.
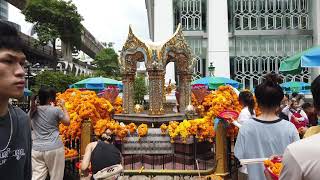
[235,74,320,180]
[1,18,320,180]
[0,22,122,180]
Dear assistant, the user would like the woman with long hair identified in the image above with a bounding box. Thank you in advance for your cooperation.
[238,90,256,124]
[234,74,299,180]
[237,90,256,179]
[81,129,123,179]
[30,87,70,180]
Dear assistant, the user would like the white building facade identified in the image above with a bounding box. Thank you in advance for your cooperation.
[146,0,318,89]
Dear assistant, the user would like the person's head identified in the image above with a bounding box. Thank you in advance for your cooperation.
[98,129,115,143]
[290,98,299,110]
[291,92,298,99]
[38,87,56,105]
[0,21,26,100]
[239,90,255,115]
[311,75,320,114]
[30,87,57,118]
[301,102,314,114]
[280,94,289,108]
[296,94,304,102]
[254,73,284,112]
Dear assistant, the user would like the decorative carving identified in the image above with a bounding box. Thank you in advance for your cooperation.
[122,73,135,114]
[121,26,151,60]
[119,24,195,115]
[160,24,195,73]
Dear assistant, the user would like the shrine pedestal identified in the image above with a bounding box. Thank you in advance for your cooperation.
[113,113,184,127]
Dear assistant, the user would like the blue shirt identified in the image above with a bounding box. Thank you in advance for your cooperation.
[234,118,300,180]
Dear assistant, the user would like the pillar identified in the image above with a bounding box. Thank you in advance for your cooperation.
[62,40,73,62]
[154,0,175,82]
[148,70,165,115]
[122,73,135,114]
[311,0,320,80]
[208,0,230,78]
[178,73,192,113]
[80,119,91,156]
[215,121,229,177]
[162,73,166,103]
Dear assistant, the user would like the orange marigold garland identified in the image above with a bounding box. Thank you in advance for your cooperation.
[168,121,179,143]
[264,159,283,177]
[137,124,148,140]
[126,123,137,135]
[113,97,123,114]
[57,89,114,140]
[65,147,78,158]
[200,85,241,138]
[160,123,168,135]
[59,85,250,143]
[161,85,243,142]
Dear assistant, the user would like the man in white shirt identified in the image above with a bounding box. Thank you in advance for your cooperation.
[280,75,320,180]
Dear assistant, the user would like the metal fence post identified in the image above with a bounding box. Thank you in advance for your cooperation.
[80,119,92,156]
[215,121,229,178]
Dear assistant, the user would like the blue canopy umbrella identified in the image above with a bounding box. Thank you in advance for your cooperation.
[24,88,32,96]
[279,46,320,74]
[69,77,122,91]
[280,81,311,94]
[192,76,240,90]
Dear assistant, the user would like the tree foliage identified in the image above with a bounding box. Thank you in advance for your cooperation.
[93,47,120,78]
[23,0,83,57]
[133,75,147,104]
[32,71,88,93]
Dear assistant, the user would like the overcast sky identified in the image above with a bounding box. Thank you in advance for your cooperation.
[8,0,150,51]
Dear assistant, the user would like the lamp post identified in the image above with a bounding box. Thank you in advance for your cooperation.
[208,62,216,77]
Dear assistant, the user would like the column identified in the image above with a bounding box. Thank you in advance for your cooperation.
[122,73,135,114]
[62,40,73,62]
[148,70,164,115]
[311,0,320,80]
[207,0,230,78]
[215,121,229,177]
[178,73,192,113]
[80,119,91,156]
[154,0,175,82]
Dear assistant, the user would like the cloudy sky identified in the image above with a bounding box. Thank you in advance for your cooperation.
[8,0,150,51]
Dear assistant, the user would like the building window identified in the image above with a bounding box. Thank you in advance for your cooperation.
[231,0,311,31]
[186,38,207,80]
[229,0,313,89]
[0,0,8,20]
[230,36,312,89]
[173,0,207,32]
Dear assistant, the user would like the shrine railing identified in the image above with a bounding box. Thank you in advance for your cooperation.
[63,120,238,178]
[120,128,215,176]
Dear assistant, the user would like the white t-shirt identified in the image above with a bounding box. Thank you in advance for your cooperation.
[282,106,290,116]
[280,134,320,180]
[237,107,256,174]
[238,107,256,124]
[235,118,300,180]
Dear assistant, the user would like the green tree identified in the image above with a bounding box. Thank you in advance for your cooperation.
[133,75,147,104]
[93,47,120,78]
[32,71,88,93]
[23,0,83,62]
